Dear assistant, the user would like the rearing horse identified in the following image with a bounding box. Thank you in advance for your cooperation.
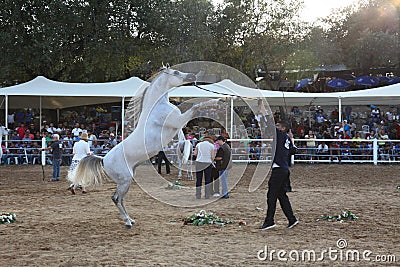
[72,68,220,228]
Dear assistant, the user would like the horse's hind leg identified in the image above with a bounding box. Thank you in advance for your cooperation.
[111,179,135,229]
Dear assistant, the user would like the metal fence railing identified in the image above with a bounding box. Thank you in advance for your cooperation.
[1,138,398,166]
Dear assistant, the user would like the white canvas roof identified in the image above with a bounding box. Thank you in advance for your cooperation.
[172,80,340,106]
[1,76,400,110]
[0,76,148,109]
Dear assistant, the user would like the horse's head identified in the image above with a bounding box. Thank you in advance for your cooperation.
[159,67,196,89]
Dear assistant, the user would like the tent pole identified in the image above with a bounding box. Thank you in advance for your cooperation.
[338,97,342,123]
[5,95,8,148]
[39,96,42,131]
[121,96,125,139]
[230,96,234,139]
[5,95,8,128]
[225,97,228,134]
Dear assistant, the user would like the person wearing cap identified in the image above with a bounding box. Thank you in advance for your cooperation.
[214,135,232,199]
[193,137,215,199]
[41,134,63,181]
[107,133,117,149]
[68,132,92,194]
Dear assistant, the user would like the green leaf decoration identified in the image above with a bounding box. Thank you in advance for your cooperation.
[320,210,358,222]
[182,210,235,226]
[0,212,17,224]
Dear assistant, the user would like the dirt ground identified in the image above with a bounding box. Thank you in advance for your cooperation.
[0,163,399,266]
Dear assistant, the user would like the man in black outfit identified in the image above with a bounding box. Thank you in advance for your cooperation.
[157,150,170,175]
[259,121,298,230]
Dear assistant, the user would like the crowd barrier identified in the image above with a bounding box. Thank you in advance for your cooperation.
[1,138,398,166]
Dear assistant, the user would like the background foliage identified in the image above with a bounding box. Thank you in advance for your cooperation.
[0,0,398,86]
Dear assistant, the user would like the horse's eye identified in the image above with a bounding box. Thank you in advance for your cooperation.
[173,70,179,75]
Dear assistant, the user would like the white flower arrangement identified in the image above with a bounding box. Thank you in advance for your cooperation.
[182,210,241,226]
[319,210,358,223]
[165,181,183,190]
[0,212,16,224]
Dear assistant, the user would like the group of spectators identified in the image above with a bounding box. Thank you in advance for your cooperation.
[3,103,400,164]
[1,120,119,165]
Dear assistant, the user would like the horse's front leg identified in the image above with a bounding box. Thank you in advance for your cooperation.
[179,98,223,124]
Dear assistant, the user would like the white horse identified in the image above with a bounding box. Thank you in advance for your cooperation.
[0,126,9,163]
[72,68,220,228]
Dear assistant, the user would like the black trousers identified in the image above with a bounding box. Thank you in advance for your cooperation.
[157,151,170,174]
[264,167,296,224]
[211,167,220,194]
[195,162,212,199]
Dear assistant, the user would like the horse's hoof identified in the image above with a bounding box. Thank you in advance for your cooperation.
[125,224,132,229]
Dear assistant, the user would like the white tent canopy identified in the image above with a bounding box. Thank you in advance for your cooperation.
[2,76,400,109]
[0,76,149,109]
[330,83,400,106]
[2,76,400,129]
[170,79,340,106]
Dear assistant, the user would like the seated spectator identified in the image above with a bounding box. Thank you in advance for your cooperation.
[22,131,32,144]
[316,141,329,160]
[91,140,103,155]
[377,128,389,148]
[47,122,57,134]
[71,123,82,138]
[1,143,8,164]
[304,130,316,161]
[107,133,118,148]
[330,139,341,163]
[358,142,372,160]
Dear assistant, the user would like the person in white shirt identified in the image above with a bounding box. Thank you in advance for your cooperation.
[193,137,215,199]
[47,122,57,134]
[71,123,82,139]
[68,132,92,194]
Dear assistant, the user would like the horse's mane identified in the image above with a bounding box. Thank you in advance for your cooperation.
[124,85,149,134]
[125,68,172,135]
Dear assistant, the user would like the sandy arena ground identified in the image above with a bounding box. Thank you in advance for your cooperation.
[0,163,399,266]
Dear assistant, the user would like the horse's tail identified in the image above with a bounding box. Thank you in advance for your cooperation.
[70,155,108,187]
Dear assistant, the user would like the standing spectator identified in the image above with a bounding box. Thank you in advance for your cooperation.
[215,136,232,199]
[7,111,15,130]
[344,106,352,122]
[41,134,63,181]
[211,137,221,197]
[16,123,27,139]
[15,109,25,124]
[25,108,34,124]
[68,132,91,194]
[157,150,170,175]
[194,137,215,199]
[259,121,298,230]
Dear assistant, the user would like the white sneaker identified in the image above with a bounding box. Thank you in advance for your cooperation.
[213,193,220,198]
[288,220,299,229]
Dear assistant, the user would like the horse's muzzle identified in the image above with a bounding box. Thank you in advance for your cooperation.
[184,73,197,83]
